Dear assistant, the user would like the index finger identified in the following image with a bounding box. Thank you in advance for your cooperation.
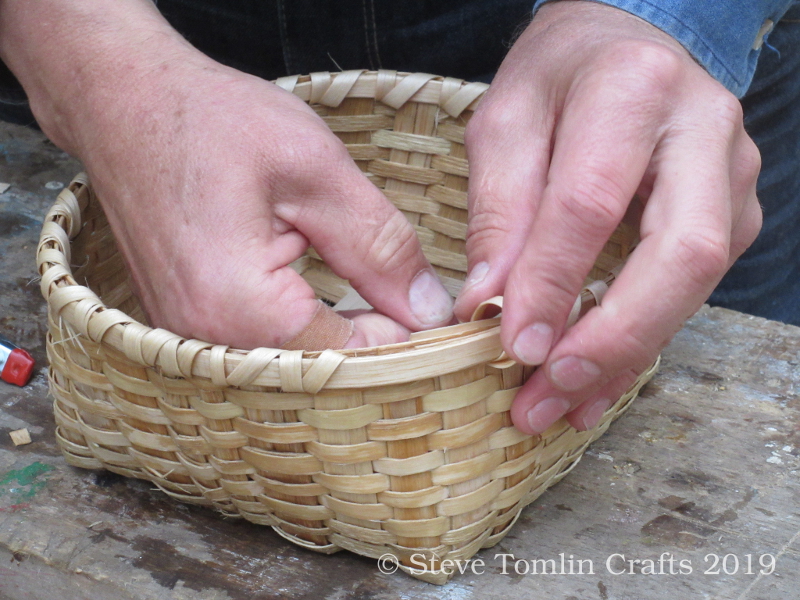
[508,91,747,434]
[501,72,666,365]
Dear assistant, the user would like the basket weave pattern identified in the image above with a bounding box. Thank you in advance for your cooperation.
[37,71,655,584]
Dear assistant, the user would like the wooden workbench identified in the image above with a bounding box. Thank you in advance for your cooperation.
[1,121,798,600]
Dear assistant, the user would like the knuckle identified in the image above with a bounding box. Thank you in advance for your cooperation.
[671,228,730,286]
[550,173,626,232]
[463,116,481,149]
[270,127,345,182]
[513,263,582,310]
[743,208,763,246]
[599,41,685,98]
[702,92,745,143]
[740,137,762,182]
[465,103,516,146]
[732,205,763,257]
[728,235,753,262]
[714,93,745,129]
[465,207,517,254]
[362,209,421,274]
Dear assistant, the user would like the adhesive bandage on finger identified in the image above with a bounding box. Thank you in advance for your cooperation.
[280,301,355,351]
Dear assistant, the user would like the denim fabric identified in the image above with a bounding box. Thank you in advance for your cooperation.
[0,1,797,324]
[533,0,799,97]
[708,7,800,325]
[155,0,535,83]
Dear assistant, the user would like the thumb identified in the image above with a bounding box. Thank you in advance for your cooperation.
[285,156,455,335]
[195,261,411,351]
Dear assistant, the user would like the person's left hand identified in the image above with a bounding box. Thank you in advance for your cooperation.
[455,1,762,435]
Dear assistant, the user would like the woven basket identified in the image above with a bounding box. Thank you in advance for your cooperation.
[37,71,656,584]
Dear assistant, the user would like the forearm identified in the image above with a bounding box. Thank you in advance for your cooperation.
[0,0,196,154]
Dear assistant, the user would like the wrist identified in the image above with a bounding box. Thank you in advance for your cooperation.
[0,0,199,154]
[531,1,696,62]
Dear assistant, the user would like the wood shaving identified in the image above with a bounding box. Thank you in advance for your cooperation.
[10,428,32,446]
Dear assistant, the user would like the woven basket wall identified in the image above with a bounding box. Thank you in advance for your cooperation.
[37,71,656,584]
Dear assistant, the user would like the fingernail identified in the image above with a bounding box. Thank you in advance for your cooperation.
[549,356,602,391]
[462,262,490,292]
[526,397,571,434]
[582,398,611,430]
[409,270,454,326]
[512,322,554,365]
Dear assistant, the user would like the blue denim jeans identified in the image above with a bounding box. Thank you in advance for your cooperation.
[152,0,535,83]
[1,1,797,324]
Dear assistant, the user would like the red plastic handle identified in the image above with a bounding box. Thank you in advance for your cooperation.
[1,347,35,386]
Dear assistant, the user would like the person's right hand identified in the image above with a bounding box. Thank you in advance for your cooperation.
[0,0,455,350]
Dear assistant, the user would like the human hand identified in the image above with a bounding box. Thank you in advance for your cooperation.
[455,1,762,433]
[75,62,457,350]
[1,0,454,350]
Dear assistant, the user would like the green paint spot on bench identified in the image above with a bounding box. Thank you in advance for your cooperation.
[0,461,54,500]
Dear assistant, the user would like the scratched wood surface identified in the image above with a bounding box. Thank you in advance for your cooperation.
[0,121,798,600]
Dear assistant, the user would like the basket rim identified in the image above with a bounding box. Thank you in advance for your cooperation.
[37,179,506,388]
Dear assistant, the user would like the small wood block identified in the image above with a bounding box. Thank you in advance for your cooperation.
[10,428,32,446]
